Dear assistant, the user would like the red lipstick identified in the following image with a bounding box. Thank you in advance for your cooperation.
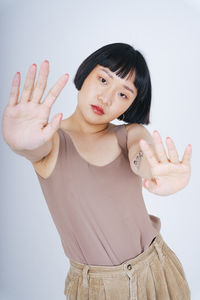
[91,105,104,115]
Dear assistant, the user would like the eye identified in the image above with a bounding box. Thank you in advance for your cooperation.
[120,92,128,99]
[99,76,107,84]
[98,76,128,99]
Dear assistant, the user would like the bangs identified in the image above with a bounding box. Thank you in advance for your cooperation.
[97,49,136,81]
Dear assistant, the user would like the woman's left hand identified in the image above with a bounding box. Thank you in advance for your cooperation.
[139,130,192,196]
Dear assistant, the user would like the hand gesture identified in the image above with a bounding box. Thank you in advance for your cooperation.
[2,60,69,151]
[140,130,192,196]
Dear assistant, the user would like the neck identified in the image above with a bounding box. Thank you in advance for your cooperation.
[66,107,110,135]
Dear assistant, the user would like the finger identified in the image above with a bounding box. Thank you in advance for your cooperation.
[153,130,168,163]
[43,73,69,109]
[43,113,63,138]
[8,72,21,106]
[181,144,192,166]
[166,136,180,163]
[139,139,158,168]
[143,178,157,193]
[31,60,49,104]
[20,64,37,103]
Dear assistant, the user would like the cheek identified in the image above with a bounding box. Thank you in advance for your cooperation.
[81,81,97,98]
[113,101,132,116]
[111,102,125,114]
[78,88,93,109]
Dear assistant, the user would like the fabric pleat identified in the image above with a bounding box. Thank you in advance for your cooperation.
[102,276,130,300]
[145,264,157,300]
[88,277,106,300]
[148,255,171,299]
[161,243,191,300]
[136,265,151,300]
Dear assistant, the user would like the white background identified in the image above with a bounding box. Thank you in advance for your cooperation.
[0,0,199,299]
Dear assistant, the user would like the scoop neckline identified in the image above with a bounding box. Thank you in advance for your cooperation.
[59,124,125,169]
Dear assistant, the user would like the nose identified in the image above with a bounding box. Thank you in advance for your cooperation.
[97,88,113,105]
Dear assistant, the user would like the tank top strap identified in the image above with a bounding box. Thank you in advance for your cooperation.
[112,124,128,156]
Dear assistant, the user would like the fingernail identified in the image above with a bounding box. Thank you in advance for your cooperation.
[13,72,20,84]
[44,60,49,64]
[30,64,37,70]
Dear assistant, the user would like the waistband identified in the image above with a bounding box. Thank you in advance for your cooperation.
[69,232,164,277]
[68,233,165,300]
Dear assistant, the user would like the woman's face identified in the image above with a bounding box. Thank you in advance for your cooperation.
[77,64,138,124]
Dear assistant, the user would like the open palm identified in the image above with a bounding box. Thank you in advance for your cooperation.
[2,60,69,151]
[139,130,192,196]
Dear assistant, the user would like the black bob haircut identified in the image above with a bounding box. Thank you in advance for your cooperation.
[73,43,152,125]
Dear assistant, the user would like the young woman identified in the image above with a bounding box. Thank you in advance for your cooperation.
[2,43,192,299]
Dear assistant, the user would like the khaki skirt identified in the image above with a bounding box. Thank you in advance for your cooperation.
[64,233,191,300]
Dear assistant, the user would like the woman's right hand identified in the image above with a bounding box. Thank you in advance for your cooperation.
[1,60,69,151]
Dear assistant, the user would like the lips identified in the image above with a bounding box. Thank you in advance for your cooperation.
[91,105,104,114]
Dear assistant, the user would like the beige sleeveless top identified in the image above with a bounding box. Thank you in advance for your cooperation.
[34,124,161,266]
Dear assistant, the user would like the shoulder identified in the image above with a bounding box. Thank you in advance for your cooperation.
[124,123,153,147]
[125,123,144,133]
[125,123,146,137]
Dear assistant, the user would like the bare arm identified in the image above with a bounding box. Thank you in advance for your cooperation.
[10,136,53,163]
[126,124,157,180]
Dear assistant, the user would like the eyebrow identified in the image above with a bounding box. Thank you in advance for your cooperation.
[99,68,135,95]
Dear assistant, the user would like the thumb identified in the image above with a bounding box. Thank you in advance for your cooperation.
[142,179,150,189]
[43,113,63,138]
[142,179,153,190]
[143,178,157,192]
